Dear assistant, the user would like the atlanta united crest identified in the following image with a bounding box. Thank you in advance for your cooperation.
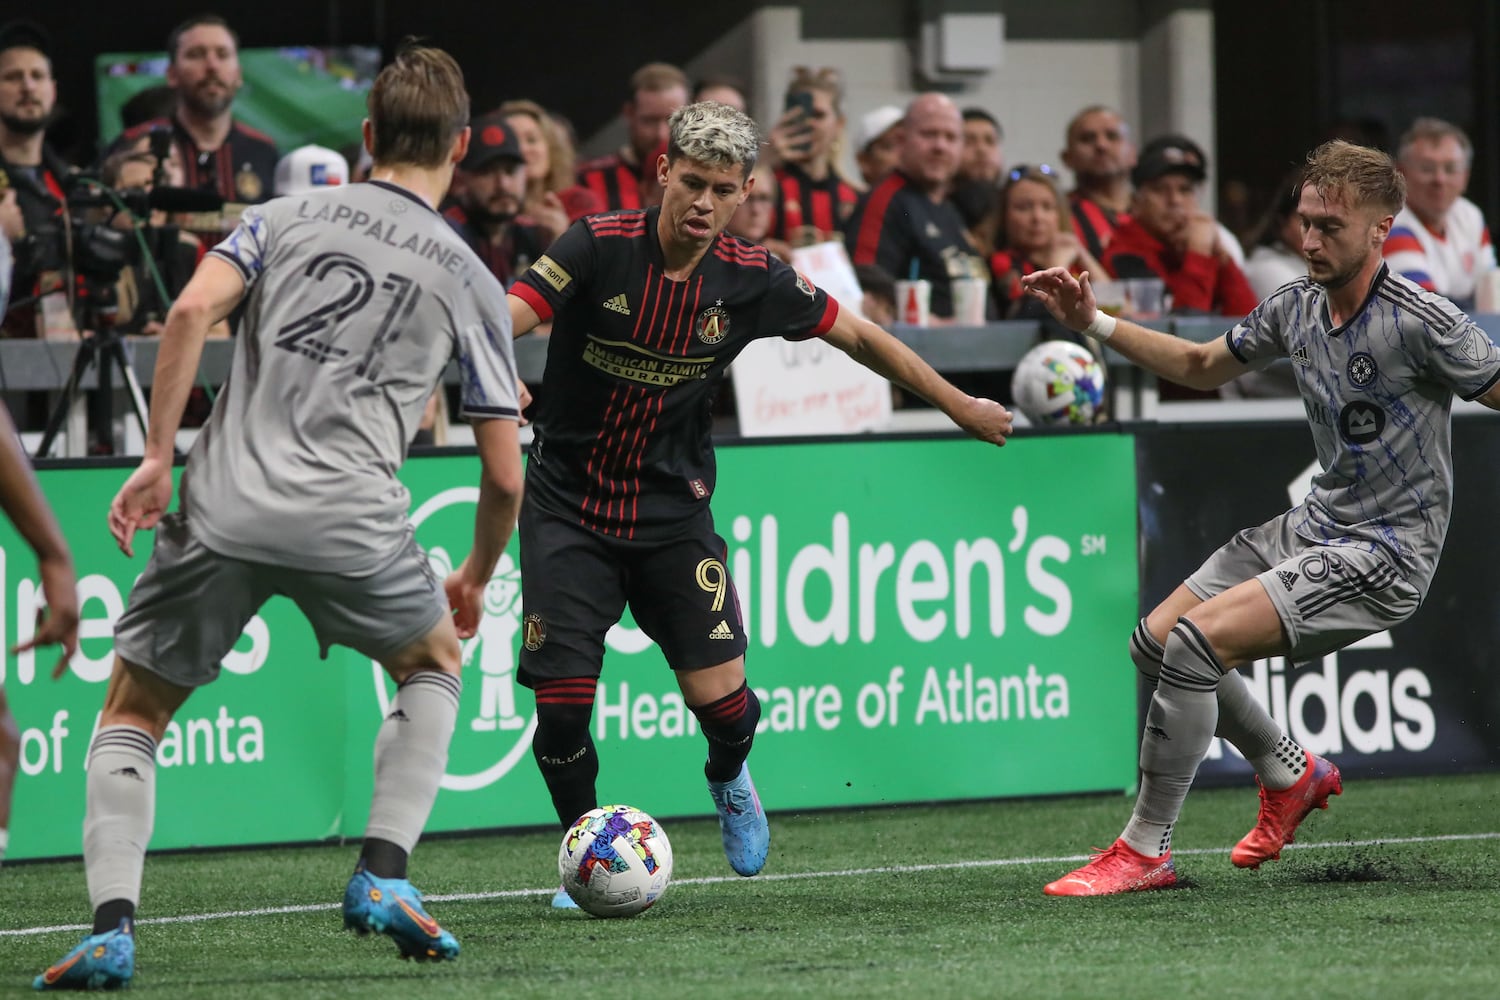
[696,305,730,344]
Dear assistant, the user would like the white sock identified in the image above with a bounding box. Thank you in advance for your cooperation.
[365,671,461,853]
[83,726,158,909]
[1248,733,1308,790]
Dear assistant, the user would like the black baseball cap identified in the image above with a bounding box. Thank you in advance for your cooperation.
[0,19,51,60]
[1132,134,1208,186]
[462,110,525,172]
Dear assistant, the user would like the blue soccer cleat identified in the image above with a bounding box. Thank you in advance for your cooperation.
[708,762,770,876]
[551,884,580,910]
[342,865,459,961]
[33,918,134,991]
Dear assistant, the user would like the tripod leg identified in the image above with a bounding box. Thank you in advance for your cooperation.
[35,339,99,459]
[110,341,152,451]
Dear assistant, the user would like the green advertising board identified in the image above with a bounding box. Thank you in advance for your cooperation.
[5,434,1138,861]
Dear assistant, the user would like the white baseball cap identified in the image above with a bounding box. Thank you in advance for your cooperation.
[274,144,350,196]
[857,105,904,152]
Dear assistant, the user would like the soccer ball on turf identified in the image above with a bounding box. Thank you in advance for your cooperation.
[1011,340,1107,425]
[558,804,673,917]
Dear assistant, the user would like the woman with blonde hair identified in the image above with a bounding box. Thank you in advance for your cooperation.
[766,66,860,245]
[499,99,605,243]
[988,165,1103,325]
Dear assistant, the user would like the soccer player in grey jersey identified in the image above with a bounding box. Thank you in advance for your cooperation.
[1023,140,1500,897]
[35,46,523,989]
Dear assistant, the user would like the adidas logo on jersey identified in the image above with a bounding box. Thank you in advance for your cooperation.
[603,293,631,315]
[1291,346,1311,366]
[708,620,735,640]
[1277,570,1299,591]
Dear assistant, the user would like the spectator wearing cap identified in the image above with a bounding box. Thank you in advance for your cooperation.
[855,105,903,190]
[577,62,688,210]
[274,144,348,197]
[443,111,541,288]
[0,19,75,338]
[114,15,278,208]
[499,99,604,245]
[764,66,860,245]
[846,92,990,321]
[1385,117,1496,310]
[1102,134,1257,317]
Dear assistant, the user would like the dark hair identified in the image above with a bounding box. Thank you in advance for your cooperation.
[854,263,896,308]
[120,85,177,130]
[693,74,745,101]
[1252,165,1306,248]
[167,13,239,64]
[962,107,1003,140]
[366,42,470,170]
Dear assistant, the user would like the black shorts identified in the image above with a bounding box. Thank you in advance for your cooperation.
[517,498,748,686]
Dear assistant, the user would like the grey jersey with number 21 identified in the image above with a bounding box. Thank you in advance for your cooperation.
[186,179,519,574]
[1227,265,1500,596]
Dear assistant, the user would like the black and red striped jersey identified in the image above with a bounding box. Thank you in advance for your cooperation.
[576,151,646,211]
[1069,191,1125,262]
[768,162,859,242]
[116,116,279,205]
[511,207,839,539]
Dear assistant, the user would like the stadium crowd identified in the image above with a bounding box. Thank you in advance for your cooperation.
[1,13,1494,420]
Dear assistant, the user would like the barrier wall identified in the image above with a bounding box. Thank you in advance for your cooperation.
[4,434,1140,861]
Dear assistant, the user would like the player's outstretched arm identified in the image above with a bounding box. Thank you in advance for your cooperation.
[108,256,246,557]
[1022,267,1244,390]
[507,293,543,339]
[446,417,524,639]
[823,308,1013,445]
[0,407,79,677]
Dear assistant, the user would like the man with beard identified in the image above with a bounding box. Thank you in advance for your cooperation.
[577,63,689,211]
[1024,139,1500,896]
[114,15,277,207]
[0,20,73,337]
[1061,105,1135,263]
[442,110,539,287]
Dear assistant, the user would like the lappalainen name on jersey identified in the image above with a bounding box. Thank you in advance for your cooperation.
[583,337,715,386]
[531,254,572,292]
[293,198,469,276]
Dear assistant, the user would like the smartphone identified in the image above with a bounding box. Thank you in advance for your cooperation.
[785,92,815,153]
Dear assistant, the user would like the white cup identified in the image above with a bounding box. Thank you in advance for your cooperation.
[895,279,932,327]
[951,277,989,326]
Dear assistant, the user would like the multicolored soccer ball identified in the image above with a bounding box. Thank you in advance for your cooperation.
[1011,340,1107,425]
[558,804,673,917]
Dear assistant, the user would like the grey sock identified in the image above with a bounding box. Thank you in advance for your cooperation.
[1215,670,1306,788]
[83,726,157,910]
[1125,620,1224,857]
[365,671,461,853]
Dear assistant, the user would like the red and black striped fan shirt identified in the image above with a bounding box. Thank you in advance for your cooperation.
[576,151,647,211]
[510,208,839,539]
[768,162,859,242]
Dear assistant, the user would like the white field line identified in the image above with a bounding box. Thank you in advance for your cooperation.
[4,830,1496,938]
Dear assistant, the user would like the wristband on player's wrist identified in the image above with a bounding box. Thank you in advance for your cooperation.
[1082,310,1117,341]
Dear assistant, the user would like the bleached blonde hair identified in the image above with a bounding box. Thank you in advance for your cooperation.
[667,101,760,178]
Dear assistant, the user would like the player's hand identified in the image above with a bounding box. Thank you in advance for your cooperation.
[445,557,487,640]
[1022,267,1098,331]
[11,552,80,680]
[954,395,1013,446]
[107,456,174,557]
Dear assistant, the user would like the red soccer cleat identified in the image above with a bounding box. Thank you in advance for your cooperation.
[1043,839,1177,897]
[1232,751,1343,869]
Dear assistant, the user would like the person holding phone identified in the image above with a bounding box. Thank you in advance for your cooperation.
[764,67,859,245]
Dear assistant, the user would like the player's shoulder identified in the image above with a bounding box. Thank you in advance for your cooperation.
[710,233,771,271]
[1375,267,1466,328]
[1259,275,1315,310]
[583,209,649,239]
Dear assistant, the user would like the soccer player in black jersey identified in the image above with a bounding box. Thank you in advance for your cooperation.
[508,101,1011,905]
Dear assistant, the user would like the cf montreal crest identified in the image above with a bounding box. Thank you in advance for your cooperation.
[1347,351,1377,388]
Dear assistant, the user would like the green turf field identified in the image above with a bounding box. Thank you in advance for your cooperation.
[4,772,1498,998]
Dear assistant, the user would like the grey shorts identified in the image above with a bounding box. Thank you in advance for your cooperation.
[114,513,448,688]
[1185,512,1421,660]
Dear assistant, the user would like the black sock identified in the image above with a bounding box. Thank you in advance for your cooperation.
[532,678,600,829]
[690,682,760,783]
[92,898,135,936]
[359,837,409,880]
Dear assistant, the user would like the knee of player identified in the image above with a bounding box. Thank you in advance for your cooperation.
[1129,618,1164,679]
